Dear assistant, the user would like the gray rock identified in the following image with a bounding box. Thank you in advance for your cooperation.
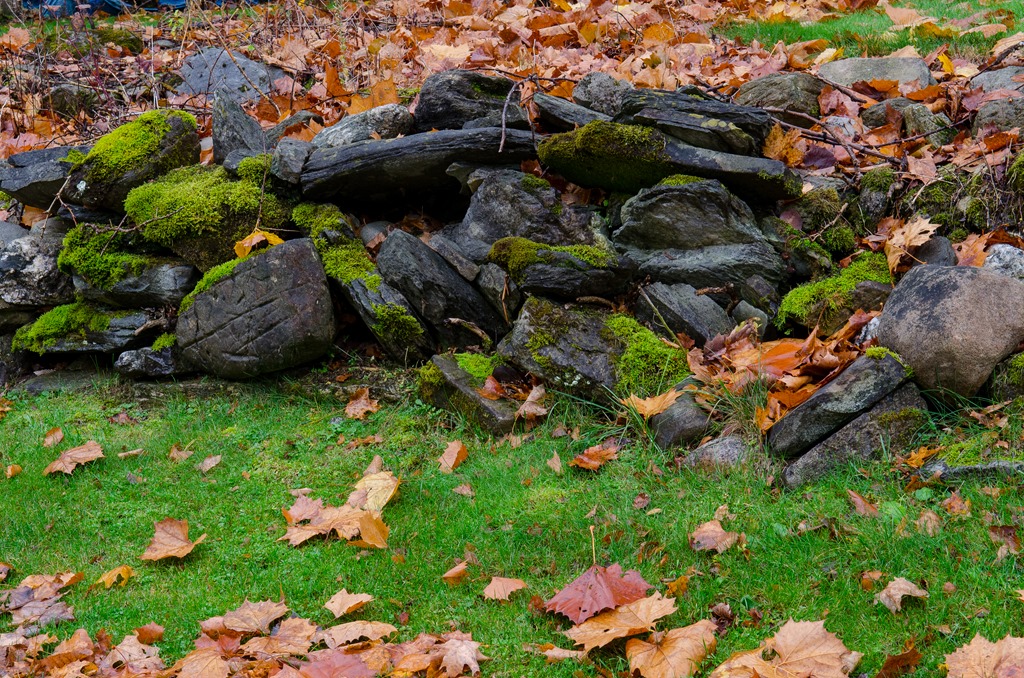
[625,241,786,291]
[177,239,335,379]
[902,103,953,148]
[0,154,74,209]
[311,104,413,148]
[982,243,1024,280]
[301,127,536,207]
[461,109,531,130]
[0,221,26,248]
[114,346,179,379]
[361,221,389,246]
[990,352,1024,402]
[29,217,72,244]
[915,236,956,267]
[802,280,890,336]
[223,149,262,174]
[824,115,858,138]
[0,235,74,307]
[573,72,634,116]
[44,84,98,118]
[212,93,269,164]
[376,230,508,349]
[38,309,154,355]
[973,98,1024,135]
[419,354,520,434]
[270,138,312,185]
[476,263,522,321]
[532,93,611,131]
[731,301,769,338]
[73,261,200,308]
[877,265,1024,397]
[412,70,523,133]
[920,459,1024,482]
[971,67,1024,93]
[760,217,832,281]
[333,277,433,363]
[768,353,909,458]
[629,106,760,156]
[635,282,733,346]
[683,435,749,471]
[650,383,709,449]
[861,97,914,128]
[781,383,927,488]
[426,233,480,281]
[500,249,636,300]
[734,73,824,127]
[0,333,29,386]
[818,57,935,87]
[0,308,35,333]
[7,146,89,167]
[177,47,283,102]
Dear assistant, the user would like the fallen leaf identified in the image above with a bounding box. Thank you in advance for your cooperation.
[443,561,469,586]
[876,577,928,613]
[96,565,135,589]
[5,464,22,479]
[989,525,1021,560]
[884,216,938,273]
[439,636,490,677]
[946,634,1024,677]
[538,644,587,663]
[915,510,942,536]
[438,441,468,473]
[546,451,563,474]
[118,449,145,459]
[569,439,620,470]
[452,483,474,497]
[516,384,548,421]
[626,620,717,678]
[43,427,64,448]
[763,124,804,167]
[0,561,11,582]
[565,593,678,652]
[223,599,289,634]
[690,520,740,553]
[169,444,193,462]
[242,616,316,656]
[708,619,860,678]
[941,490,971,516]
[196,455,221,475]
[346,388,380,420]
[134,623,164,644]
[483,576,527,601]
[546,563,653,624]
[140,518,208,561]
[234,229,284,258]
[43,441,104,475]
[325,589,374,618]
[847,489,879,517]
[875,645,922,677]
[621,389,681,419]
[347,470,400,512]
[321,620,397,646]
[350,511,389,549]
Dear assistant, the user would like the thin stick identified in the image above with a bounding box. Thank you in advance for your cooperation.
[589,525,596,567]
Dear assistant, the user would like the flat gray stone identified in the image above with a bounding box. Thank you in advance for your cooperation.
[419,354,520,434]
[270,138,312,185]
[650,383,709,449]
[818,57,935,87]
[635,282,733,346]
[177,47,283,102]
[971,67,1024,93]
[734,73,824,127]
[683,435,749,471]
[333,277,433,363]
[0,235,74,308]
[533,93,611,131]
[861,97,914,128]
[74,262,200,308]
[114,346,179,379]
[212,93,269,164]
[973,98,1024,135]
[311,104,413,148]
[39,310,154,355]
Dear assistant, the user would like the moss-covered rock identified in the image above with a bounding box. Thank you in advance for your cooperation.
[776,252,891,330]
[905,166,990,232]
[371,302,424,345]
[454,352,503,385]
[761,217,832,281]
[291,202,380,289]
[125,165,288,272]
[821,225,856,259]
[151,332,176,351]
[178,255,252,313]
[417,354,520,434]
[487,237,616,279]
[12,301,110,353]
[795,187,845,232]
[57,225,160,291]
[94,27,144,53]
[603,314,690,396]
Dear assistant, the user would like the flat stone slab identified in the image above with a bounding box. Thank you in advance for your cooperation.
[419,354,520,434]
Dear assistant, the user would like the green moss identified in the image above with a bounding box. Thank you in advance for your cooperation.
[371,303,424,344]
[57,225,159,291]
[875,406,927,429]
[657,174,703,187]
[81,110,196,185]
[12,301,112,354]
[910,167,988,231]
[604,314,690,396]
[291,202,349,238]
[776,252,891,328]
[860,167,895,194]
[417,361,446,397]
[1006,352,1024,387]
[797,187,844,232]
[94,27,143,53]
[948,227,969,243]
[520,174,551,192]
[487,237,616,280]
[537,121,675,193]
[151,332,176,351]
[1008,152,1024,194]
[821,225,856,258]
[236,154,273,185]
[864,346,912,376]
[454,352,502,384]
[179,255,251,313]
[63,149,87,169]
[321,242,380,289]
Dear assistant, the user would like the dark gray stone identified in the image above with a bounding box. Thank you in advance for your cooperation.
[223,149,262,174]
[419,354,520,434]
[311,104,413,148]
[971,67,1024,93]
[39,310,154,355]
[760,217,832,281]
[0,333,29,386]
[177,239,335,379]
[73,261,200,308]
[731,301,768,338]
[683,435,749,471]
[973,98,1024,135]
[426,233,480,281]
[0,155,74,209]
[628,106,758,156]
[17,368,110,395]
[334,277,432,363]
[650,383,709,449]
[818,57,935,87]
[768,353,909,459]
[0,235,74,307]
[982,243,1024,280]
[916,236,957,267]
[734,73,824,127]
[29,217,72,244]
[412,70,521,133]
[177,47,283,102]
[921,459,1024,482]
[462,108,531,130]
[861,97,914,128]
[0,221,26,248]
[361,221,389,246]
[636,282,733,346]
[782,383,927,488]
[877,265,1024,397]
[270,138,312,185]
[301,127,536,206]
[476,263,522,322]
[902,103,953,148]
[533,93,611,131]
[114,346,179,379]
[800,280,890,336]
[376,230,508,349]
[503,250,636,300]
[212,93,269,164]
[625,242,786,291]
[7,146,89,167]
[573,72,633,116]
[0,308,35,333]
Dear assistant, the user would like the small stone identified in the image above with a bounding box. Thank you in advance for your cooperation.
[177,47,283,103]
[114,347,179,379]
[902,104,953,148]
[532,93,611,131]
[212,93,268,164]
[684,435,749,471]
[311,104,413,148]
[914,236,956,267]
[974,98,1024,135]
[971,67,1024,93]
[412,70,520,133]
[982,244,1024,280]
[734,73,824,128]
[635,282,733,347]
[270,139,312,185]
[417,354,520,434]
[861,97,915,128]
[573,72,634,116]
[650,382,709,449]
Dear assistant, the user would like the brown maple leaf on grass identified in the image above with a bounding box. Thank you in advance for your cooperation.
[569,439,620,470]
[689,520,741,554]
[565,593,678,652]
[946,634,1024,677]
[545,563,653,624]
[708,620,861,678]
[140,518,207,561]
[95,565,134,589]
[43,441,104,475]
[875,577,928,613]
[345,388,380,420]
[438,441,468,473]
[620,389,681,419]
[482,577,527,601]
[324,590,373,618]
[626,620,717,678]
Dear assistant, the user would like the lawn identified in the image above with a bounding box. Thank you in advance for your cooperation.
[2,374,1022,676]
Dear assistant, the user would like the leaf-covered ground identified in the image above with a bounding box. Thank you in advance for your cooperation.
[2,377,1023,675]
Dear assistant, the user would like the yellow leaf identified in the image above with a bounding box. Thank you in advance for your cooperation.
[621,389,682,419]
[234,230,284,258]
[96,565,135,589]
[938,52,955,75]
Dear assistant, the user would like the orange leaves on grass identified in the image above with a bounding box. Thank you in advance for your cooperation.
[689,520,740,554]
[345,388,380,420]
[438,441,468,473]
[620,389,681,419]
[482,577,527,601]
[95,565,135,589]
[545,564,652,624]
[325,590,374,618]
[42,427,63,448]
[140,518,207,561]
[625,620,718,678]
[708,620,860,678]
[564,593,677,652]
[875,577,928,613]
[42,441,104,476]
[569,439,620,470]
[946,634,1024,677]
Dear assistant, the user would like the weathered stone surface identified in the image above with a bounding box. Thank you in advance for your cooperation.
[902,103,953,148]
[973,98,1024,134]
[818,57,935,87]
[41,310,154,355]
[861,97,914,128]
[768,353,909,459]
[0,235,74,307]
[312,104,413,148]
[616,89,773,150]
[270,138,312,185]
[628,106,760,156]
[990,352,1024,402]
[334,277,433,363]
[734,73,824,127]
[731,301,769,338]
[301,128,536,206]
[573,72,633,116]
[212,93,268,164]
[626,242,786,291]
[635,282,733,346]
[419,354,520,434]
[982,243,1024,280]
[507,251,636,300]
[177,239,335,379]
[0,221,26,248]
[376,230,508,348]
[412,70,526,133]
[0,153,76,209]
[781,383,927,488]
[476,263,522,321]
[533,93,611,131]
[74,261,200,308]
[114,346,179,379]
[760,217,832,281]
[44,84,98,118]
[920,459,1024,482]
[971,67,1024,93]
[915,235,956,267]
[266,111,323,146]
[177,47,283,102]
[876,265,1024,397]
[17,367,110,395]
[426,233,480,281]
[650,382,709,449]
[498,296,618,400]
[683,435,749,471]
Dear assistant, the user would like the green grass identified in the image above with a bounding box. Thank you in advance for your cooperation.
[727,0,1024,60]
[1,379,1023,675]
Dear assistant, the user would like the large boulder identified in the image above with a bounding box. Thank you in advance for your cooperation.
[876,265,1024,397]
[376,230,508,348]
[733,73,825,127]
[177,239,335,379]
[412,70,527,133]
[0,234,74,308]
[312,104,413,148]
[817,57,935,87]
[177,47,283,103]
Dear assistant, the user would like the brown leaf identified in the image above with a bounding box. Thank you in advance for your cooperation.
[5,464,22,479]
[625,620,717,678]
[0,28,32,52]
[689,520,740,553]
[118,449,145,459]
[140,518,208,561]
[569,439,620,470]
[43,426,64,448]
[134,623,164,644]
[452,483,475,497]
[546,451,563,474]
[223,599,288,635]
[242,616,316,656]
[941,490,971,516]
[347,471,400,512]
[885,215,939,273]
[475,376,506,400]
[172,647,228,678]
[545,563,653,624]
[875,577,928,613]
[196,455,221,475]
[345,388,380,420]
[620,389,682,419]
[320,620,397,647]
[483,577,527,601]
[708,619,860,678]
[43,441,104,475]
[946,634,1024,677]
[96,565,135,589]
[169,444,193,462]
[442,561,469,586]
[438,441,468,473]
[537,644,587,663]
[351,511,389,548]
[874,645,922,677]
[516,384,549,421]
[565,593,678,652]
[915,509,942,536]
[989,525,1021,559]
[847,490,879,517]
[763,124,804,167]
[0,561,11,582]
[325,589,374,618]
